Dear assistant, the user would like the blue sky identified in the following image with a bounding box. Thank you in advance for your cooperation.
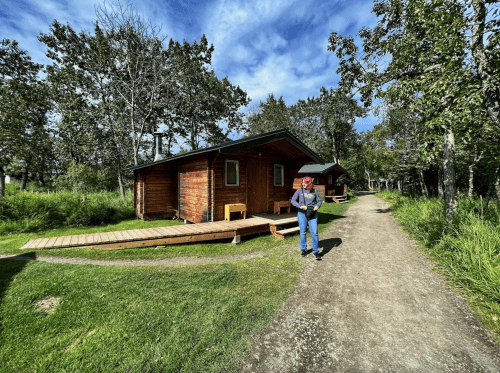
[1,0,382,145]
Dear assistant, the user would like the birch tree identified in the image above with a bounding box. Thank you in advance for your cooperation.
[327,0,500,222]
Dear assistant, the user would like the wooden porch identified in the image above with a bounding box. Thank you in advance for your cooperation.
[19,214,299,250]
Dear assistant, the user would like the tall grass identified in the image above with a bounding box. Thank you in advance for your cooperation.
[377,190,500,337]
[0,181,135,235]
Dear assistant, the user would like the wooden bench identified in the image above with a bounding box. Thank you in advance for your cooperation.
[274,201,292,215]
[224,203,246,221]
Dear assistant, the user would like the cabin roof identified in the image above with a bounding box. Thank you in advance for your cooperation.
[127,129,325,171]
[297,163,349,176]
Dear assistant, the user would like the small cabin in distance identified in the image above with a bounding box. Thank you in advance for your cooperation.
[128,129,326,223]
[293,163,349,202]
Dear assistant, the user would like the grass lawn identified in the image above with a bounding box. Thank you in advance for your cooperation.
[0,186,356,372]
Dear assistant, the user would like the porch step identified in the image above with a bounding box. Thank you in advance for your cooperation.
[325,195,348,204]
[274,226,300,239]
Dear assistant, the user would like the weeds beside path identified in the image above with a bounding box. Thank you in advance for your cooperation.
[241,192,500,372]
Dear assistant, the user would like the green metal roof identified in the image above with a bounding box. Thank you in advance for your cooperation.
[297,163,349,176]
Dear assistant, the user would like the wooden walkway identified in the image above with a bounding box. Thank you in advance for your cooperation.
[20,214,299,250]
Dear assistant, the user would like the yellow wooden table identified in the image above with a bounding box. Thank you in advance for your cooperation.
[224,203,246,221]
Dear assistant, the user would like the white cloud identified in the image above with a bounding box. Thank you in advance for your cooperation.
[2,0,379,134]
[251,31,287,51]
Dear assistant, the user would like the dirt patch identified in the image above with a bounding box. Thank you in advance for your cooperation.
[240,192,500,372]
[34,296,61,315]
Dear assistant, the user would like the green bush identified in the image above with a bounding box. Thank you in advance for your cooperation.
[49,161,118,194]
[0,186,135,234]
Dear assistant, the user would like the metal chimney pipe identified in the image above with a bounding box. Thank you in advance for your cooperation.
[153,132,164,161]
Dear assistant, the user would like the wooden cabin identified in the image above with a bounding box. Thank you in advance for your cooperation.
[128,129,326,223]
[293,163,349,201]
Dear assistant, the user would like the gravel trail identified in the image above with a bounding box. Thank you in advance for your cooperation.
[240,192,500,373]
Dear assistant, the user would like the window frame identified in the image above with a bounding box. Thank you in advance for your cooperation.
[225,160,239,186]
[328,174,333,184]
[274,164,284,187]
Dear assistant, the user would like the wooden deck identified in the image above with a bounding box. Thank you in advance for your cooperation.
[19,214,299,250]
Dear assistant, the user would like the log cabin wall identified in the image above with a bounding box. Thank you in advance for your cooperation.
[268,162,302,213]
[179,155,210,223]
[142,162,178,220]
[212,154,248,221]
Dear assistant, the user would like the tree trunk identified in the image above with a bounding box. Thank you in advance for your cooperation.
[38,171,46,187]
[365,169,370,190]
[484,181,495,209]
[398,179,401,193]
[419,169,429,198]
[116,153,125,200]
[494,165,500,203]
[472,0,500,130]
[0,166,5,198]
[443,127,457,223]
[438,165,444,198]
[468,147,484,199]
[468,164,474,199]
[20,158,31,191]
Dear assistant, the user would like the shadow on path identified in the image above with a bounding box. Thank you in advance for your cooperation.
[0,252,36,339]
[319,237,342,257]
[317,213,346,227]
[375,208,392,213]
[356,191,377,196]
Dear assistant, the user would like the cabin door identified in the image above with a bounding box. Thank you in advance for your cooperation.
[247,158,268,214]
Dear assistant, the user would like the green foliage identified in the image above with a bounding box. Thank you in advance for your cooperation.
[328,0,500,207]
[0,183,135,235]
[49,161,117,194]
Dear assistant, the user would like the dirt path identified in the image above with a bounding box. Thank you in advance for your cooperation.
[0,250,276,267]
[240,192,500,372]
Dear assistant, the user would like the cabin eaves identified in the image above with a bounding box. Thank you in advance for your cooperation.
[126,129,325,171]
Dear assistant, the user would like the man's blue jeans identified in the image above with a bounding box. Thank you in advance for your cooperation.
[297,211,319,253]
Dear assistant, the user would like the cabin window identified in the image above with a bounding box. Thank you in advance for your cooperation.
[225,160,239,186]
[328,175,333,184]
[274,164,284,186]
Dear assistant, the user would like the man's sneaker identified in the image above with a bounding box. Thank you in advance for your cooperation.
[300,250,308,258]
[313,252,322,260]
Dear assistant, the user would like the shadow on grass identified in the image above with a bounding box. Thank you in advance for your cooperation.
[0,252,36,338]
[319,238,342,257]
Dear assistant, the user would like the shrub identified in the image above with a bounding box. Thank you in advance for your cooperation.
[0,187,135,234]
[49,162,118,194]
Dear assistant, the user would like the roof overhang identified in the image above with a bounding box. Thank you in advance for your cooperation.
[297,163,350,177]
[127,129,325,172]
